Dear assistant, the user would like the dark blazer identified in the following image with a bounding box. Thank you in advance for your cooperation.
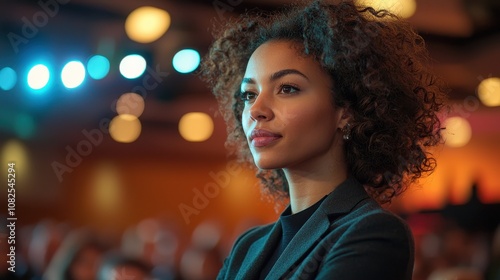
[218,177,414,280]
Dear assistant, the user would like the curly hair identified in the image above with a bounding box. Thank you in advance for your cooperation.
[200,0,445,203]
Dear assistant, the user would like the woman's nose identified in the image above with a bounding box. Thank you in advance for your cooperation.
[249,92,274,121]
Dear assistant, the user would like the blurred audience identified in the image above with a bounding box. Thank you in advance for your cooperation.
[428,267,483,280]
[98,254,152,280]
[485,224,500,280]
[3,214,498,280]
[121,218,183,279]
[179,220,224,280]
[28,220,68,279]
[43,228,109,280]
[412,215,497,280]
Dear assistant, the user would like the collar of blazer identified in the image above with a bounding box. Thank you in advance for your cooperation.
[236,177,371,279]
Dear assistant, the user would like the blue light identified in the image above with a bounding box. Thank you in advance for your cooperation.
[61,61,86,89]
[0,67,17,91]
[119,54,147,79]
[87,55,110,80]
[172,49,200,74]
[27,64,50,90]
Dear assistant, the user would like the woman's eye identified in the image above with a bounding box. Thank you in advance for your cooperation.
[280,85,299,94]
[240,91,257,101]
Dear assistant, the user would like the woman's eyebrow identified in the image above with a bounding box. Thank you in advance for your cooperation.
[241,68,310,86]
[241,77,255,85]
[270,69,309,82]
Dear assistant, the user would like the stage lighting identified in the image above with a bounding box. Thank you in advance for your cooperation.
[178,112,214,142]
[0,67,17,91]
[61,61,86,89]
[116,92,145,117]
[355,0,416,19]
[172,49,200,74]
[119,54,147,79]
[443,117,471,148]
[87,55,110,80]
[109,114,141,143]
[14,113,35,139]
[478,77,500,107]
[27,64,50,90]
[125,6,171,43]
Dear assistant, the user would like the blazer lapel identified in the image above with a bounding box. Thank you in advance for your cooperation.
[265,206,330,279]
[266,177,370,279]
[236,220,283,279]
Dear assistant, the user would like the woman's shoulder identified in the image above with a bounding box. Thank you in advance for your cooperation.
[332,199,413,241]
[326,197,412,237]
[315,201,415,280]
[233,221,277,245]
[356,199,408,224]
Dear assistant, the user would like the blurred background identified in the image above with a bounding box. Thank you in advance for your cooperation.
[0,0,499,279]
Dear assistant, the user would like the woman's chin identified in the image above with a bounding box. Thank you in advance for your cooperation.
[252,153,288,170]
[254,161,283,170]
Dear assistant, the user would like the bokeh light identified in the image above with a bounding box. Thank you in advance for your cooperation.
[125,6,171,43]
[1,140,28,167]
[61,61,86,89]
[27,64,50,90]
[178,112,214,142]
[116,92,145,117]
[14,113,36,139]
[443,116,472,148]
[0,67,17,91]
[478,77,500,107]
[109,114,142,143]
[87,55,110,80]
[1,139,30,188]
[119,54,147,79]
[92,161,122,213]
[172,49,200,74]
[355,0,417,19]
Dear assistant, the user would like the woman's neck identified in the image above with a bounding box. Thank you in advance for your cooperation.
[283,155,348,214]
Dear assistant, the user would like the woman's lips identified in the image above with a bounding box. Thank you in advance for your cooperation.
[250,129,282,147]
[252,136,281,147]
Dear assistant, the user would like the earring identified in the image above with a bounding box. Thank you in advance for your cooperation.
[342,123,351,141]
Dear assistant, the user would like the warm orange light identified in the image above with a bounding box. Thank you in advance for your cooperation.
[443,117,472,148]
[178,112,214,142]
[91,162,122,213]
[356,0,417,19]
[109,114,142,143]
[478,77,500,107]
[125,6,171,43]
[116,92,145,117]
[1,139,30,190]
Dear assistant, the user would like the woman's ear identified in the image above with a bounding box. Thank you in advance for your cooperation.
[337,106,353,129]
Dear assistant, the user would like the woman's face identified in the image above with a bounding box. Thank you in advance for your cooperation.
[241,40,346,170]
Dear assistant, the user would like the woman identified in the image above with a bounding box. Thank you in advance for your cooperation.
[201,0,445,279]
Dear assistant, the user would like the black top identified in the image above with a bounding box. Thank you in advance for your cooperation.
[259,196,327,279]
